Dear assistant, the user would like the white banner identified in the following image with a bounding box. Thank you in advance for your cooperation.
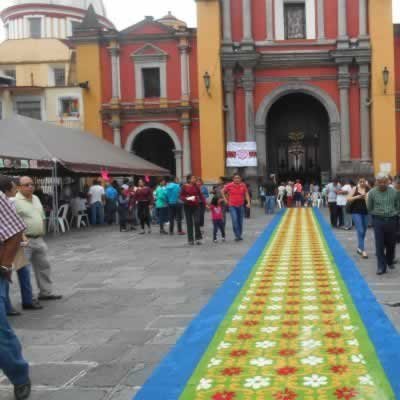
[226,142,257,167]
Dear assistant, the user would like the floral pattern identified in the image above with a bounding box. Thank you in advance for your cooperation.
[180,209,394,399]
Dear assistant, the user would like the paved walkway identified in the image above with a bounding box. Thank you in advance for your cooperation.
[0,208,399,400]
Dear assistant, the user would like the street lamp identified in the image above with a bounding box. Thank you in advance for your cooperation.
[203,71,211,95]
[382,67,389,95]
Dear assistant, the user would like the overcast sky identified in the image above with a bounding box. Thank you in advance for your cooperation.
[0,0,399,40]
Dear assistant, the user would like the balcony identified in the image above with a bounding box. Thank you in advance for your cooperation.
[48,119,84,130]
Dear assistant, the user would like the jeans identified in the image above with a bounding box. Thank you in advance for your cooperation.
[90,201,104,225]
[157,207,169,230]
[0,278,30,386]
[265,196,276,214]
[229,206,245,240]
[328,202,337,227]
[199,203,206,228]
[105,199,117,225]
[336,205,344,227]
[372,216,397,273]
[352,214,369,251]
[168,204,183,233]
[137,202,151,229]
[184,205,202,243]
[213,220,226,241]
[118,206,128,230]
[5,266,34,312]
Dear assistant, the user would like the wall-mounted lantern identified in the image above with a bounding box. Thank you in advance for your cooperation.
[203,71,211,96]
[382,67,389,95]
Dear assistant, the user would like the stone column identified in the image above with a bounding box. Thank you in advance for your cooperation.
[224,68,236,142]
[242,0,254,49]
[338,65,351,162]
[179,40,190,103]
[256,124,267,180]
[359,64,371,161]
[329,122,341,175]
[359,0,368,37]
[242,67,255,141]
[108,45,121,99]
[317,0,325,40]
[338,0,347,38]
[173,150,183,182]
[266,0,274,42]
[182,120,192,178]
[222,0,232,44]
[111,120,121,148]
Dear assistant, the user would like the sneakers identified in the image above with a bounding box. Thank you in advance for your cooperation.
[196,240,202,245]
[213,239,218,243]
[139,230,145,235]
[14,380,31,400]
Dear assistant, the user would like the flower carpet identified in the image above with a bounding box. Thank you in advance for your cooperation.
[135,209,400,400]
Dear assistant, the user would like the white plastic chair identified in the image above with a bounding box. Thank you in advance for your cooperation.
[277,195,284,209]
[70,198,90,229]
[57,204,70,233]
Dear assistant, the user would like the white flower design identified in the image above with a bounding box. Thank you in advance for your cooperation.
[244,376,271,390]
[302,288,316,293]
[301,339,322,349]
[260,327,279,334]
[272,289,285,293]
[247,289,254,294]
[271,296,283,302]
[351,354,366,364]
[249,357,274,367]
[256,340,276,349]
[197,378,213,390]
[302,325,314,333]
[243,296,251,302]
[267,305,282,310]
[274,282,286,287]
[359,375,374,386]
[233,315,243,321]
[347,339,359,346]
[238,305,247,311]
[340,314,350,320]
[303,296,317,301]
[337,305,347,311]
[218,341,231,350]
[303,305,319,311]
[303,374,328,388]
[301,356,324,366]
[344,325,357,331]
[207,358,222,368]
[304,314,320,321]
[226,328,238,334]
[264,315,281,321]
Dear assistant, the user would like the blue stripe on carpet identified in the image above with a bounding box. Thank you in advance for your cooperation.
[134,210,285,400]
[314,208,400,398]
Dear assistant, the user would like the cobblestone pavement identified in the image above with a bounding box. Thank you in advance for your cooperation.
[0,208,399,400]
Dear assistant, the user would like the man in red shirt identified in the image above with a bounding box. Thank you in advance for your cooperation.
[222,174,251,241]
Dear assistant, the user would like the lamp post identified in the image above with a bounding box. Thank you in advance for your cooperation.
[203,71,211,96]
[382,67,389,95]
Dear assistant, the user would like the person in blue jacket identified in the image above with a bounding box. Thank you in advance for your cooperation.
[165,177,185,235]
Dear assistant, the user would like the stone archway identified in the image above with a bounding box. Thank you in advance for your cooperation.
[125,123,183,178]
[255,83,341,180]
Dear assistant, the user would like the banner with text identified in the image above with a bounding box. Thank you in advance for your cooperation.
[226,142,257,167]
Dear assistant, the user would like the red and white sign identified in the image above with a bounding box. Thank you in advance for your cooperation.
[226,142,257,167]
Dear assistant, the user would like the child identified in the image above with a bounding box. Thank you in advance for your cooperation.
[209,196,226,243]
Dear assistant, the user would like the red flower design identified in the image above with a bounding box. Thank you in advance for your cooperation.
[279,349,297,356]
[327,347,346,355]
[238,333,253,340]
[276,366,297,376]
[212,391,236,400]
[287,292,300,297]
[323,320,335,326]
[249,310,262,315]
[331,365,348,374]
[320,291,332,295]
[322,309,334,314]
[221,367,242,376]
[325,332,342,339]
[255,293,268,297]
[318,284,331,288]
[287,301,300,305]
[335,387,358,400]
[285,310,299,315]
[321,300,335,305]
[253,301,265,306]
[230,349,248,357]
[243,320,259,326]
[281,332,298,339]
[273,388,298,400]
[283,320,299,326]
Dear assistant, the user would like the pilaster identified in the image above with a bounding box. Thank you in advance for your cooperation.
[241,0,254,51]
[173,150,183,182]
[222,0,233,51]
[317,0,325,40]
[337,64,351,162]
[223,67,236,142]
[337,0,349,49]
[265,0,274,42]
[178,38,191,105]
[358,63,371,162]
[242,67,255,142]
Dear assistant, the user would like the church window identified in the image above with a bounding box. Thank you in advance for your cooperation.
[142,67,161,98]
[29,17,42,38]
[284,3,306,39]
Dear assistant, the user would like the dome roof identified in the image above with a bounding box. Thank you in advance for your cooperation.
[9,0,107,17]
[157,11,187,29]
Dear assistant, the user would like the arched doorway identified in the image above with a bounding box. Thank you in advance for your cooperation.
[267,93,330,183]
[132,128,176,176]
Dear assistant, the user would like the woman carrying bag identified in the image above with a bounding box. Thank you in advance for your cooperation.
[347,178,370,259]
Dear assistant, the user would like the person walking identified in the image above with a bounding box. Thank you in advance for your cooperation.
[135,179,153,234]
[88,179,105,225]
[264,178,277,214]
[0,176,41,315]
[104,182,118,225]
[166,177,184,235]
[222,174,251,241]
[0,184,31,400]
[326,178,339,227]
[347,178,370,259]
[117,188,129,232]
[293,179,303,208]
[15,177,62,301]
[154,178,169,235]
[367,173,400,275]
[209,196,226,243]
[181,175,205,245]
[197,178,209,230]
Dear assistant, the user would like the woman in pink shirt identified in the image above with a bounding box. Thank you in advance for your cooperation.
[222,174,251,241]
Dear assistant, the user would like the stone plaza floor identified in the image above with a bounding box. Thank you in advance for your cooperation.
[1,208,399,400]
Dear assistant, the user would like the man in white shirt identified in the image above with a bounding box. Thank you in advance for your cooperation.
[337,179,353,230]
[88,180,105,225]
